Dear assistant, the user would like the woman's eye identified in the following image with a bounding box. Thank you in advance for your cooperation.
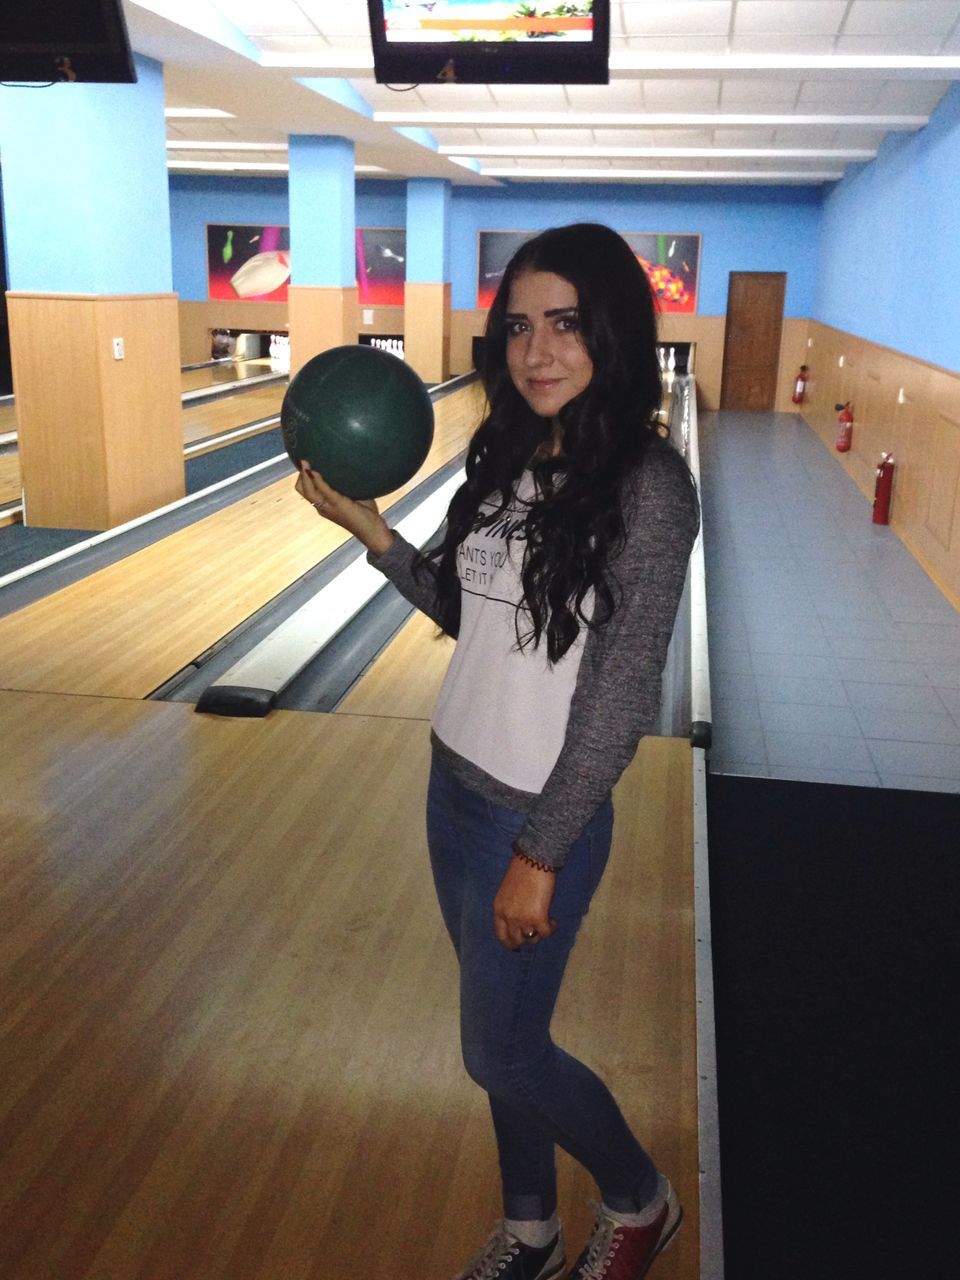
[556,314,581,333]
[505,320,528,337]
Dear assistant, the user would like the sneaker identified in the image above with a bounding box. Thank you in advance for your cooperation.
[452,1222,566,1280]
[564,1184,682,1279]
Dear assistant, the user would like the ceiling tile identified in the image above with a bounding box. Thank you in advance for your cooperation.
[795,80,883,109]
[619,2,733,38]
[349,80,428,108]
[719,79,803,109]
[215,0,317,35]
[489,84,570,107]
[843,1,960,37]
[771,125,843,147]
[434,129,482,147]
[562,83,647,109]
[400,84,496,110]
[532,129,597,146]
[730,34,836,53]
[601,127,716,146]
[735,1,848,36]
[623,35,731,52]
[256,36,335,52]
[640,78,723,109]
[711,126,778,146]
[473,129,539,145]
[869,80,953,112]
[835,34,942,53]
[296,2,372,37]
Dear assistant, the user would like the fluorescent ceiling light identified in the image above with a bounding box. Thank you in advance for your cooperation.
[165,107,235,119]
[479,167,845,183]
[166,141,287,151]
[166,160,387,174]
[606,53,960,73]
[442,146,875,160]
[260,51,373,70]
[374,111,928,130]
[167,160,289,172]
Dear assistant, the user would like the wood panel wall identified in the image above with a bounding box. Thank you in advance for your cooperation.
[178,302,407,366]
[801,320,960,608]
[8,293,183,530]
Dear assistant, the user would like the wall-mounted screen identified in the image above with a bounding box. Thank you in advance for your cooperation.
[0,0,135,83]
[477,230,701,313]
[367,0,608,85]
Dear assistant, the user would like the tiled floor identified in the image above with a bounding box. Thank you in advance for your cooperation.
[699,411,960,792]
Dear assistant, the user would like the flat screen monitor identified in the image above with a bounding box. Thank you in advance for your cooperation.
[367,0,609,85]
[0,0,136,84]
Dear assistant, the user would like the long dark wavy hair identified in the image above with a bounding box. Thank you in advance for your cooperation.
[422,222,665,662]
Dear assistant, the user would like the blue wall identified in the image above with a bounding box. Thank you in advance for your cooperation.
[448,183,821,313]
[816,83,960,373]
[168,174,821,314]
[170,176,406,300]
[0,55,171,293]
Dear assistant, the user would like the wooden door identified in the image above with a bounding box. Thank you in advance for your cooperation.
[720,271,786,410]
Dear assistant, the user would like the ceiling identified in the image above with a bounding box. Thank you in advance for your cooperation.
[127,1,960,186]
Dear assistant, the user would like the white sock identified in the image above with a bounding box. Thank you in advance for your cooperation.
[505,1214,560,1248]
[602,1175,669,1228]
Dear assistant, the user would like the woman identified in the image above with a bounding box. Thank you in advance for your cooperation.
[296,223,699,1280]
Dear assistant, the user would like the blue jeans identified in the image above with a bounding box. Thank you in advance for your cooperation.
[426,750,659,1221]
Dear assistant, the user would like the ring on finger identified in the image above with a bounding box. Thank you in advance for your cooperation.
[522,929,538,940]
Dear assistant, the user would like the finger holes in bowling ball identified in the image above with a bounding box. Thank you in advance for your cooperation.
[281,345,435,500]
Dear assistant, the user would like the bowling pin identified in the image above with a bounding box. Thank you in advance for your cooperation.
[668,346,676,372]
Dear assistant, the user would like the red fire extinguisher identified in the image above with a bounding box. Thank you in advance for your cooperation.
[835,402,853,452]
[873,453,895,525]
[792,364,809,404]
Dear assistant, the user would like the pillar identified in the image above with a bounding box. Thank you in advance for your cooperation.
[0,55,183,531]
[288,136,357,374]
[404,180,451,384]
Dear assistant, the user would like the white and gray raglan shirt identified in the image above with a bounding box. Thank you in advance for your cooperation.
[368,437,700,869]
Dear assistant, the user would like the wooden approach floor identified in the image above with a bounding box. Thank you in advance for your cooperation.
[0,381,484,698]
[0,373,699,1277]
[0,689,696,1280]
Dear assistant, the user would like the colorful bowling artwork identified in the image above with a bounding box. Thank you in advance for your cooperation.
[207,224,292,302]
[281,345,434,501]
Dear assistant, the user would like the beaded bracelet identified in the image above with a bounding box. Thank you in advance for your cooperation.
[512,842,558,875]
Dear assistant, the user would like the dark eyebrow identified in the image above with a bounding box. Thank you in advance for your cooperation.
[504,307,579,320]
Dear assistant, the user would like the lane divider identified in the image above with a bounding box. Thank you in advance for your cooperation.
[195,469,465,718]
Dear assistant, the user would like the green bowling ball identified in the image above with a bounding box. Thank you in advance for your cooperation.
[281,344,434,500]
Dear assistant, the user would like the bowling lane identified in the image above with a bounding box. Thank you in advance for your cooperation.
[338,610,453,720]
[0,380,485,699]
[0,686,697,1280]
[182,381,286,452]
[180,357,276,393]
[0,451,20,510]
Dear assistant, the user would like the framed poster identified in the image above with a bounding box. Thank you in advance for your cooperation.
[477,229,701,313]
[207,224,291,302]
[622,232,700,314]
[477,231,534,310]
[356,227,406,306]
